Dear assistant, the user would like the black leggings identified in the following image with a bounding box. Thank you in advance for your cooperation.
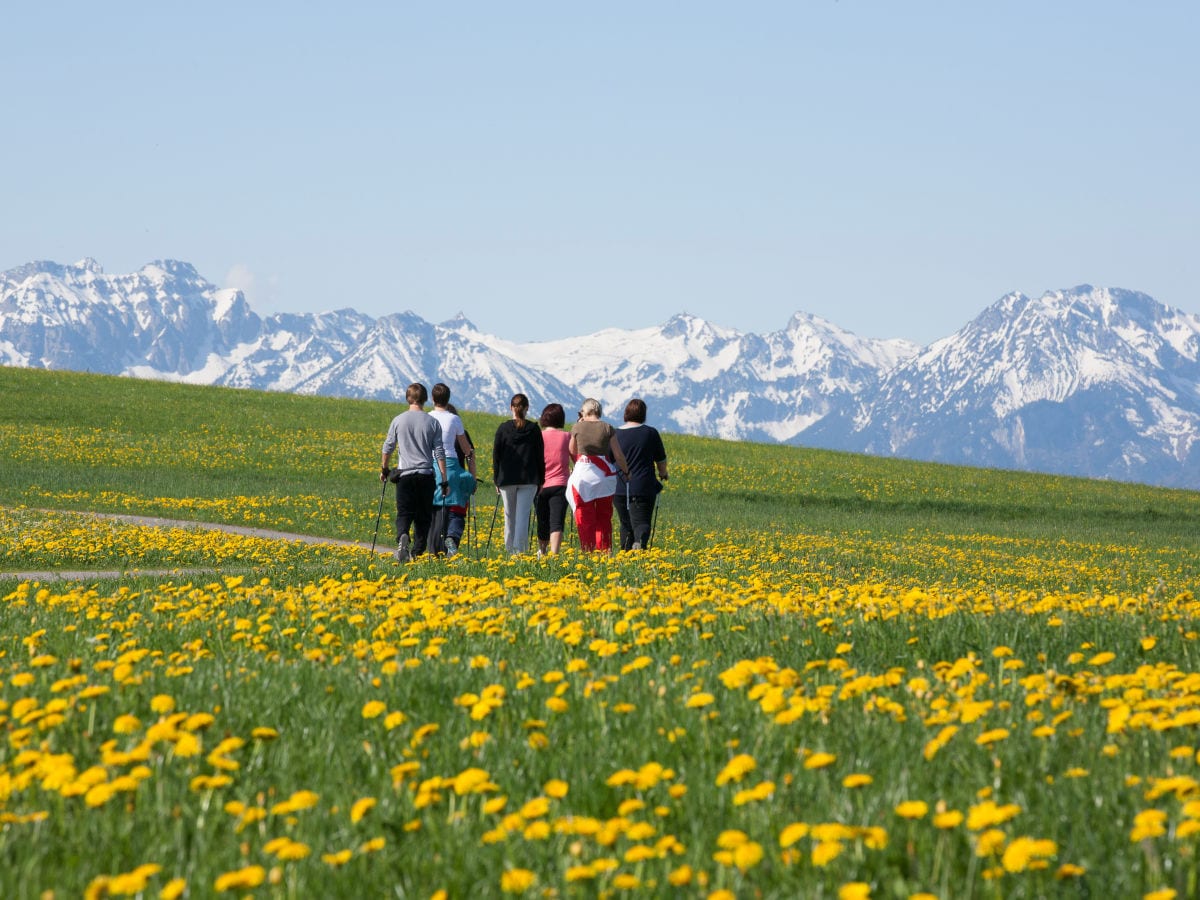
[536,485,568,541]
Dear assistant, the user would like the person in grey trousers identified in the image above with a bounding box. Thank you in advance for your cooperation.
[381,383,449,561]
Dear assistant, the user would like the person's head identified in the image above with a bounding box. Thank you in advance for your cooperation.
[579,398,602,420]
[431,382,451,407]
[539,403,565,429]
[623,398,647,424]
[510,393,530,420]
[406,383,428,406]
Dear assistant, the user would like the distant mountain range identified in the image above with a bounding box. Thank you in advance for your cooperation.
[3,258,1198,489]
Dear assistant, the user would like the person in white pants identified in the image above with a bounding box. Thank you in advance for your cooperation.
[491,393,545,555]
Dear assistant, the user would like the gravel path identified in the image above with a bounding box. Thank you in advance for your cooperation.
[2,510,392,584]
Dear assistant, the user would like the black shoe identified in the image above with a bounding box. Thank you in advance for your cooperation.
[395,534,412,563]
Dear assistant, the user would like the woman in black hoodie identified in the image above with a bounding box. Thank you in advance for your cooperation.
[492,393,545,555]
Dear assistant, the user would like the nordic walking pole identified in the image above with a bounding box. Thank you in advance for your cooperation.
[463,494,472,556]
[485,490,500,557]
[648,493,661,550]
[370,477,388,555]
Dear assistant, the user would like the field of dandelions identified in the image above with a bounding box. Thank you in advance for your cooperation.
[3,368,1200,900]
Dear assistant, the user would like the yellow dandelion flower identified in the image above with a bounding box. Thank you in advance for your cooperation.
[780,822,809,848]
[804,752,836,770]
[384,711,407,730]
[170,731,201,758]
[716,829,749,849]
[895,801,929,820]
[323,850,353,867]
[975,829,1006,857]
[732,841,764,871]
[934,810,964,830]
[716,753,756,786]
[812,840,843,866]
[500,868,536,893]
[350,797,377,823]
[667,864,693,886]
[1002,836,1057,873]
[1131,809,1168,842]
[214,865,266,892]
[976,728,1010,747]
[362,700,387,719]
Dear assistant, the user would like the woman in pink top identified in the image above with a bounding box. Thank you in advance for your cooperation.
[536,403,573,555]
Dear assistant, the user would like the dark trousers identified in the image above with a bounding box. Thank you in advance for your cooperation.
[615,493,656,550]
[394,473,436,555]
[536,485,568,541]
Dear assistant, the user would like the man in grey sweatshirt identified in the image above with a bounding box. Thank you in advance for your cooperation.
[381,383,449,561]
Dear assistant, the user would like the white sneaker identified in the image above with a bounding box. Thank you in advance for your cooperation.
[445,536,458,557]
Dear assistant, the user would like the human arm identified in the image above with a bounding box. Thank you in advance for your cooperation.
[493,425,504,493]
[534,426,545,488]
[381,424,397,482]
[456,432,476,477]
[609,433,630,479]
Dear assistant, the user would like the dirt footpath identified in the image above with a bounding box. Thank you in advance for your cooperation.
[3,510,391,584]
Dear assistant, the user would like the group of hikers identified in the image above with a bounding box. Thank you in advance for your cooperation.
[380,383,669,562]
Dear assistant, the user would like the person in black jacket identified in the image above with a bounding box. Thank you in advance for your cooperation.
[613,398,668,551]
[492,393,544,555]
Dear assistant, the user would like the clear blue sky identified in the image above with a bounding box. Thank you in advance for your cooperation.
[3,2,1196,344]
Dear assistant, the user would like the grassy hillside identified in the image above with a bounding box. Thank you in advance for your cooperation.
[6,365,1200,898]
[3,365,1198,591]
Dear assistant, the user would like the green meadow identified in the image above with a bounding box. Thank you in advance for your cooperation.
[3,366,1198,591]
[2,366,1200,899]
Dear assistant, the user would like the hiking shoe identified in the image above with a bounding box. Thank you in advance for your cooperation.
[395,534,412,563]
[444,536,458,558]
[631,541,642,551]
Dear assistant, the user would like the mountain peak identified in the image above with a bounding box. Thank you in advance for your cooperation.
[143,260,202,280]
[72,258,104,274]
[441,312,477,331]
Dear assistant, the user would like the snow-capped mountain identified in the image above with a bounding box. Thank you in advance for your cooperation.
[451,312,916,442]
[0,260,573,415]
[828,286,1200,488]
[2,260,1198,489]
